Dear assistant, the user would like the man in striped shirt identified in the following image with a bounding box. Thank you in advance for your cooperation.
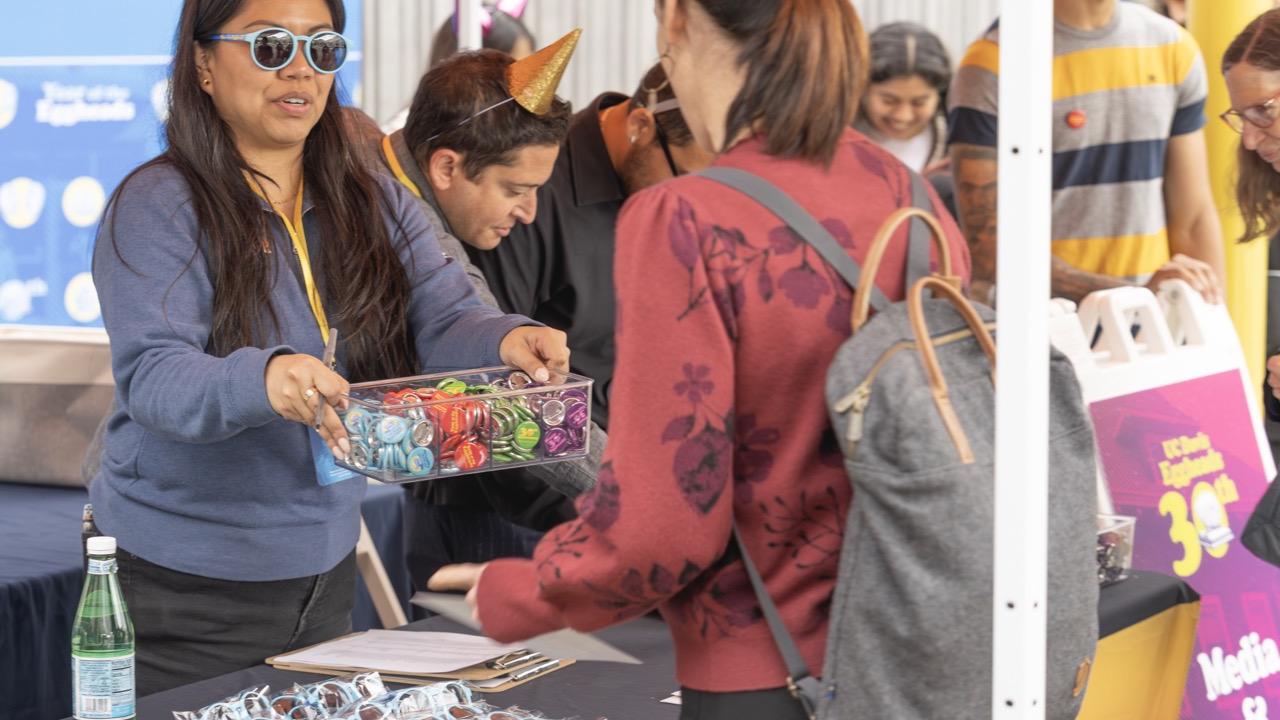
[949,0,1224,304]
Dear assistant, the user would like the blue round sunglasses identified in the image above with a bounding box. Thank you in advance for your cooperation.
[202,27,349,74]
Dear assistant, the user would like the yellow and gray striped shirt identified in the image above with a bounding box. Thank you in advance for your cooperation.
[948,2,1208,282]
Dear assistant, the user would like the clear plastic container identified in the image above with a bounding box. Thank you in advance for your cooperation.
[1096,514,1136,586]
[336,366,592,484]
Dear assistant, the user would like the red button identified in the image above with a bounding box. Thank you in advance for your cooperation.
[1066,110,1087,129]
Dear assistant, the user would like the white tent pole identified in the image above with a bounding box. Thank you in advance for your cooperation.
[456,0,484,52]
[992,0,1053,716]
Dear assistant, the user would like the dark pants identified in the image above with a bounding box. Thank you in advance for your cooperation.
[679,687,809,720]
[116,548,356,696]
[403,493,541,614]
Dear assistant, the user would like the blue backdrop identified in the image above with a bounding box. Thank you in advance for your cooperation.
[0,1,363,327]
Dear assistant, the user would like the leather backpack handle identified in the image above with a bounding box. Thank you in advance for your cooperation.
[850,207,955,334]
[907,276,997,464]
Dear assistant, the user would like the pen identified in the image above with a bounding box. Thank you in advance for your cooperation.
[314,328,339,428]
[488,650,542,669]
[509,658,561,682]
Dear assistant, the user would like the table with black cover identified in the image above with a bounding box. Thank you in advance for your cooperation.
[1,480,410,720]
[103,570,1198,720]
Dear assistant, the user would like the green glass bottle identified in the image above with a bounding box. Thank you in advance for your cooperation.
[71,536,135,720]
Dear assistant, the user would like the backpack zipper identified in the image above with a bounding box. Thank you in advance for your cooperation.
[836,324,995,455]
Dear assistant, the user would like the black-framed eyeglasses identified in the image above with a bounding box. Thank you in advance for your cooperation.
[653,122,682,177]
[1221,92,1280,134]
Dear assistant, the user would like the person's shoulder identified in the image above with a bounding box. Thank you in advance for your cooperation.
[1116,1,1195,48]
[957,20,1001,76]
[109,158,194,220]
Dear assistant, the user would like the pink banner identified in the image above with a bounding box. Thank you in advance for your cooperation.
[1091,370,1279,719]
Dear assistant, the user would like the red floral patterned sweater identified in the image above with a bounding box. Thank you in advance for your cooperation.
[476,130,971,692]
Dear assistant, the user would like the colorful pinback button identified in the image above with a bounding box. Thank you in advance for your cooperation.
[436,378,468,395]
[406,447,435,476]
[514,421,541,451]
[376,415,408,444]
[540,399,566,427]
[543,427,570,456]
[443,403,472,434]
[343,407,372,435]
[455,441,489,470]
[411,420,435,448]
[560,389,587,404]
[564,400,588,430]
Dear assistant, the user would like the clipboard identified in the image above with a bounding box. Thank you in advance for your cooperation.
[265,633,574,691]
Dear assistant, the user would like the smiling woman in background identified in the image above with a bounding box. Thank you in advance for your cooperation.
[855,22,953,176]
[90,0,565,694]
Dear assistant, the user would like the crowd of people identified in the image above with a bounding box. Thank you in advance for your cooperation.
[81,0,1280,717]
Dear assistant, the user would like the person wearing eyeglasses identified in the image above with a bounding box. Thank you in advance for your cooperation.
[89,0,567,694]
[1222,9,1280,423]
[949,0,1225,307]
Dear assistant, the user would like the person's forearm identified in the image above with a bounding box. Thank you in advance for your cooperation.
[1169,206,1226,284]
[951,144,998,289]
[1050,256,1129,303]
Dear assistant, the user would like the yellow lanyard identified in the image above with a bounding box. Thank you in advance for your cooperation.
[382,135,423,199]
[246,176,331,345]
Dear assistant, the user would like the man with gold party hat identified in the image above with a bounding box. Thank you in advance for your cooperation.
[356,30,603,594]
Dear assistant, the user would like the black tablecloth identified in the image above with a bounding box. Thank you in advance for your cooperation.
[1,481,410,720]
[130,616,679,720]
[100,570,1195,720]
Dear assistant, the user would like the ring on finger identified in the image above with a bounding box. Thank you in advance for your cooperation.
[303,387,316,400]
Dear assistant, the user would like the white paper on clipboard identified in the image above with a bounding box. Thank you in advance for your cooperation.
[412,592,642,665]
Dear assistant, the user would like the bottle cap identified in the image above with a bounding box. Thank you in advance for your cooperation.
[86,536,116,556]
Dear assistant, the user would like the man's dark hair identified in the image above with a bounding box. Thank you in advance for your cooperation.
[628,63,694,147]
[403,50,571,180]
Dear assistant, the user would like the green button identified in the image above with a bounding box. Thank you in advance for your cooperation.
[514,421,541,450]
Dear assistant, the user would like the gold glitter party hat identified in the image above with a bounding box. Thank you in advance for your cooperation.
[507,28,581,115]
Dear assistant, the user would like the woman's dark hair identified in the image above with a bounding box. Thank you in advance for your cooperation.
[105,0,417,381]
[628,63,695,147]
[403,50,571,179]
[429,9,536,67]
[867,22,950,101]
[671,0,867,164]
[1224,8,1280,242]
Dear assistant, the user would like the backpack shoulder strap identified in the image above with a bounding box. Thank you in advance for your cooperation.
[733,522,823,716]
[698,166,891,313]
[905,171,934,289]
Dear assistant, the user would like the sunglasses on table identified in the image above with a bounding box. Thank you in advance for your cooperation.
[1221,92,1280,134]
[201,27,349,74]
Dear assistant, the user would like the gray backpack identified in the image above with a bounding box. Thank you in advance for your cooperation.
[701,168,1099,719]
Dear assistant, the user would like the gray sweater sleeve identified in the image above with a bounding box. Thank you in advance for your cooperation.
[93,167,287,444]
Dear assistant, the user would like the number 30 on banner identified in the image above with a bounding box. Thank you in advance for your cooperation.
[1159,477,1239,578]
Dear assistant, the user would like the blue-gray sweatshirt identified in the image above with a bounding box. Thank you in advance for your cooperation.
[89,162,532,581]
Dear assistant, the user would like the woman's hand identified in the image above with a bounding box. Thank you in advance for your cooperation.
[264,353,350,458]
[428,563,488,621]
[499,326,570,382]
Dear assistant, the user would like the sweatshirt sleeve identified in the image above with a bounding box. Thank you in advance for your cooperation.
[382,178,537,372]
[93,166,289,444]
[476,184,738,641]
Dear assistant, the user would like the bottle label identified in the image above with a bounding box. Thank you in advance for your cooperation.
[72,654,134,719]
[86,558,116,575]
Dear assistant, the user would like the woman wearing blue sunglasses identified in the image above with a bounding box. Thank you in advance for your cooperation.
[89,0,568,694]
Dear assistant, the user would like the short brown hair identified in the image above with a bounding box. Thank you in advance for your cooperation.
[403,50,571,180]
[678,0,867,164]
[1224,9,1280,242]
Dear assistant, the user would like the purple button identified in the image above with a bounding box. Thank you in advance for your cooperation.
[565,400,588,430]
[561,389,587,404]
[544,427,570,456]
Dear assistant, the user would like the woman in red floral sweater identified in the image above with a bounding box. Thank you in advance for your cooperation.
[431,1,971,717]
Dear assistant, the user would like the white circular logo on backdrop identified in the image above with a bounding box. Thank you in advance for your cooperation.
[62,176,106,227]
[151,80,169,122]
[64,272,100,323]
[0,79,17,130]
[0,278,47,321]
[0,177,46,229]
